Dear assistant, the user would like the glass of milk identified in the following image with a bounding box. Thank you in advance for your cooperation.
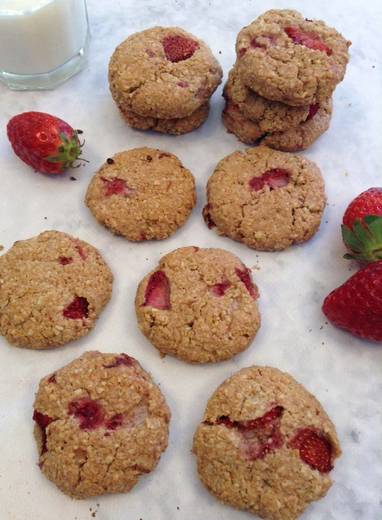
[0,0,89,90]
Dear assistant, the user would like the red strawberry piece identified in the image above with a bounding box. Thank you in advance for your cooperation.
[341,188,382,263]
[202,204,216,229]
[143,271,171,310]
[48,373,57,383]
[214,406,284,460]
[101,177,131,197]
[238,47,247,57]
[105,413,124,430]
[59,256,73,265]
[33,410,54,454]
[322,261,382,341]
[68,398,104,430]
[177,81,189,88]
[285,27,332,56]
[250,38,266,49]
[74,243,87,260]
[250,35,277,49]
[289,427,333,473]
[210,280,231,297]
[63,296,89,320]
[162,35,199,62]
[306,103,320,121]
[104,353,136,368]
[7,111,84,174]
[235,267,258,299]
[249,168,290,192]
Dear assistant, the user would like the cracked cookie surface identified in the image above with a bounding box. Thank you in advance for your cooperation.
[135,247,260,363]
[109,26,222,119]
[204,146,326,251]
[193,365,341,520]
[236,9,350,106]
[85,148,196,241]
[118,102,209,135]
[33,351,170,499]
[223,96,332,151]
[0,231,113,349]
[225,67,310,131]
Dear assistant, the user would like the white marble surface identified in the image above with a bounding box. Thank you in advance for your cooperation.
[0,1,382,519]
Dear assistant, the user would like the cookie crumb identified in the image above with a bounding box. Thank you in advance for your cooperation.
[70,176,77,181]
[106,158,115,165]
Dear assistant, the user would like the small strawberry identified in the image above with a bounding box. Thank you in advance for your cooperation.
[162,35,199,62]
[7,111,85,175]
[342,188,382,263]
[322,261,382,341]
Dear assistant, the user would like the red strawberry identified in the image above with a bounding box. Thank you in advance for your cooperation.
[162,35,199,62]
[322,261,382,341]
[101,177,132,197]
[306,103,320,121]
[249,168,290,192]
[63,296,89,320]
[7,111,85,174]
[289,428,333,473]
[210,280,231,297]
[68,398,104,430]
[284,27,332,56]
[235,266,258,299]
[143,271,171,310]
[342,188,382,263]
[33,410,54,454]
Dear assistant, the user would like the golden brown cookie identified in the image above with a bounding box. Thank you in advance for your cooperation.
[236,9,350,106]
[204,146,326,251]
[0,231,113,350]
[135,247,260,363]
[33,351,170,498]
[193,366,341,520]
[222,97,332,151]
[118,102,209,135]
[225,67,310,131]
[85,148,196,241]
[109,26,222,119]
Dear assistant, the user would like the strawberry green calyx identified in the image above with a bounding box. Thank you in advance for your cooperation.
[342,216,382,263]
[46,131,83,169]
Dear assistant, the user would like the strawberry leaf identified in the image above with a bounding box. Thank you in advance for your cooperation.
[342,216,382,263]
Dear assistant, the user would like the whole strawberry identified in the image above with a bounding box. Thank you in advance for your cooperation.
[341,187,382,263]
[322,261,382,341]
[7,111,84,175]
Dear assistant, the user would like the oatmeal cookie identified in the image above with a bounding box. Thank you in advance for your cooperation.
[222,96,332,151]
[236,10,350,106]
[204,146,326,251]
[193,365,341,520]
[135,247,260,363]
[109,26,222,119]
[85,148,196,241]
[225,67,310,131]
[33,351,170,498]
[0,231,113,349]
[118,102,209,135]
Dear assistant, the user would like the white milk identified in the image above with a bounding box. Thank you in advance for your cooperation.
[0,0,88,74]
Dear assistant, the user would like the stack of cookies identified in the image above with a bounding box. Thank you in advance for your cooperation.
[222,9,351,151]
[109,27,222,135]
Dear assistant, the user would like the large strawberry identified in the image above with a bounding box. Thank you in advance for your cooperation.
[322,261,382,341]
[7,111,85,174]
[341,188,382,263]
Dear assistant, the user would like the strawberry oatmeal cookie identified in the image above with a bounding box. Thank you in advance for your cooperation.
[193,366,341,520]
[135,247,260,363]
[118,102,210,135]
[223,95,332,151]
[0,231,112,349]
[109,26,222,119]
[236,10,350,106]
[85,148,196,241]
[204,146,326,251]
[33,351,170,498]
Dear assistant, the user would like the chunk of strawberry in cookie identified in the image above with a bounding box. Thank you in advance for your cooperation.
[249,169,290,192]
[203,204,216,229]
[63,296,89,319]
[210,280,231,297]
[33,410,54,454]
[235,267,258,299]
[162,35,199,62]
[104,353,136,368]
[101,177,132,197]
[143,271,171,310]
[285,27,332,56]
[289,427,333,472]
[68,398,104,430]
[306,103,320,121]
